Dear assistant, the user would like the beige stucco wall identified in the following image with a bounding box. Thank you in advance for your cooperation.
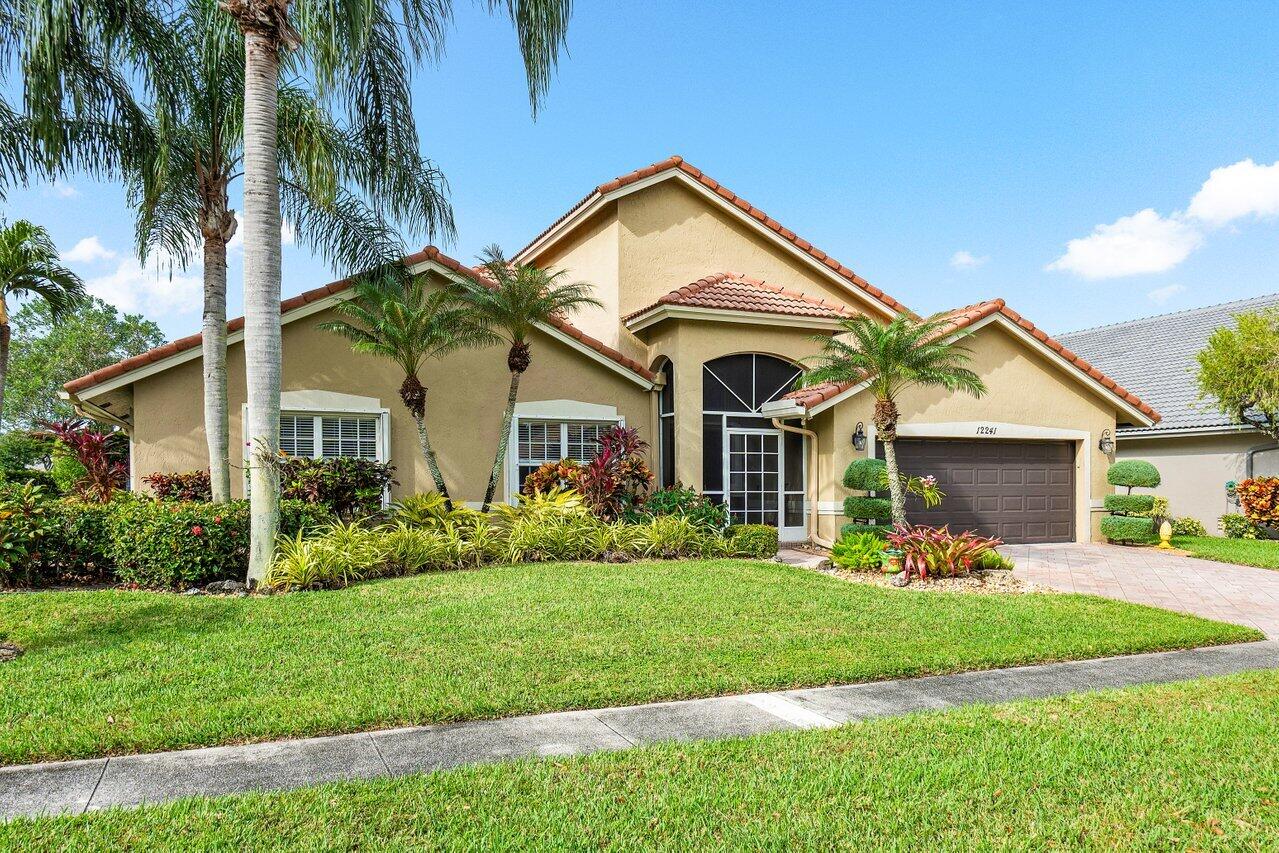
[529,209,627,355]
[126,276,654,502]
[1117,432,1278,533]
[615,180,878,321]
[811,322,1121,543]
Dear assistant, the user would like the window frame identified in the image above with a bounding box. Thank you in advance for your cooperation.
[241,403,391,499]
[506,402,625,504]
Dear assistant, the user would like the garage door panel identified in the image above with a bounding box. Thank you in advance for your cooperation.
[886,439,1075,544]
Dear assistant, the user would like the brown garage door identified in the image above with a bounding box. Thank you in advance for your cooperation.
[886,439,1075,544]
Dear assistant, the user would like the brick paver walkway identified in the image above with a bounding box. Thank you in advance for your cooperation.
[1008,543,1279,637]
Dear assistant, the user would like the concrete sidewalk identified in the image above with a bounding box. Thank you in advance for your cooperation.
[3,640,1277,821]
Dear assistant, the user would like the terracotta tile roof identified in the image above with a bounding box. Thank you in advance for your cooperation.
[623,273,857,324]
[781,298,1161,422]
[64,246,654,395]
[517,155,911,317]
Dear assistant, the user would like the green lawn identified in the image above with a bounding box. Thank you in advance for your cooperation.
[6,670,1278,850]
[1174,535,1279,570]
[0,559,1259,766]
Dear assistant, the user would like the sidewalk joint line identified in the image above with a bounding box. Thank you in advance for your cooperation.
[368,733,392,775]
[590,712,636,746]
[83,757,109,815]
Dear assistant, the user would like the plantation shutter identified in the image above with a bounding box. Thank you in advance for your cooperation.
[279,415,315,457]
[320,416,379,460]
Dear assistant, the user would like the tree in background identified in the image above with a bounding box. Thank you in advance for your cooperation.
[130,0,451,503]
[799,313,986,527]
[2,296,163,428]
[1197,309,1279,443]
[462,245,601,512]
[0,219,86,431]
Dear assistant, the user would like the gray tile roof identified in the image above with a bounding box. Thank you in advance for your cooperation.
[1058,293,1279,435]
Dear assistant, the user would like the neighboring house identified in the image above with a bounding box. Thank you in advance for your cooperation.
[1060,294,1279,533]
[63,156,1159,544]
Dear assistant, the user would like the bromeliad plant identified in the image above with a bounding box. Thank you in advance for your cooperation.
[886,524,1002,583]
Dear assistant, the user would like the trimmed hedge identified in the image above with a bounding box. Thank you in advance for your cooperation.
[38,501,114,578]
[1103,494,1156,515]
[726,524,778,558]
[1107,460,1161,491]
[1100,514,1156,544]
[842,458,886,491]
[840,522,893,539]
[843,496,891,522]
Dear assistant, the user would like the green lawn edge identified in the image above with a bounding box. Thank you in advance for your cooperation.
[0,559,1262,766]
[1173,535,1279,570]
[6,669,1278,850]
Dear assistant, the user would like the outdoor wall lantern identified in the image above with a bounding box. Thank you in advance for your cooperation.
[852,422,867,451]
[1098,429,1115,455]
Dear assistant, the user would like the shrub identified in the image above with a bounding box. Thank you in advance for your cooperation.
[842,458,886,491]
[142,469,213,502]
[0,430,52,481]
[830,531,884,570]
[0,482,58,586]
[886,525,1002,581]
[840,522,892,539]
[44,420,128,502]
[624,485,729,531]
[278,457,396,520]
[108,498,333,587]
[522,459,581,495]
[843,496,891,522]
[575,426,654,521]
[1106,459,1161,492]
[1140,496,1170,520]
[1236,477,1279,522]
[390,492,484,530]
[726,524,778,558]
[265,521,387,591]
[1100,514,1156,544]
[1172,516,1208,537]
[621,515,726,560]
[1220,514,1260,540]
[37,500,115,578]
[379,522,459,574]
[49,451,88,496]
[1103,493,1156,515]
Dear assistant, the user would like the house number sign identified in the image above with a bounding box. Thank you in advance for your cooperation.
[975,425,998,436]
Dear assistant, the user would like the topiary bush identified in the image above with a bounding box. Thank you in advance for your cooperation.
[842,458,886,491]
[842,496,891,522]
[1103,493,1156,515]
[1100,514,1156,544]
[726,524,778,558]
[1106,459,1161,493]
[840,522,892,539]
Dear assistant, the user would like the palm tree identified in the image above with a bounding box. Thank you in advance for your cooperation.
[319,272,497,506]
[799,313,987,526]
[216,0,573,583]
[461,245,601,512]
[0,219,85,429]
[130,2,451,502]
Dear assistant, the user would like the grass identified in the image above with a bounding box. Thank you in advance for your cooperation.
[0,559,1260,766]
[6,670,1278,850]
[1174,535,1279,570]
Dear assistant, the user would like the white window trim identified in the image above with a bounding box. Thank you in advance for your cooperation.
[506,400,623,503]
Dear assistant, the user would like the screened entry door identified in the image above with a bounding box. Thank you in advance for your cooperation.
[726,428,806,540]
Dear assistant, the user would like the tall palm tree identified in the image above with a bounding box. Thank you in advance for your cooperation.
[0,219,85,429]
[461,245,601,512]
[319,272,497,506]
[799,313,987,525]
[131,1,451,502]
[216,0,573,583]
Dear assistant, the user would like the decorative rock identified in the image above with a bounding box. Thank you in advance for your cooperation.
[0,642,23,663]
[204,580,247,595]
[184,587,204,596]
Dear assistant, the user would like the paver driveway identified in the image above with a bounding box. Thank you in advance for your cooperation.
[1007,543,1279,638]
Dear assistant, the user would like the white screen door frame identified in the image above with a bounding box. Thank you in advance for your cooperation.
[724,427,806,541]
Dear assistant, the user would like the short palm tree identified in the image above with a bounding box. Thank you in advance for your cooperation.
[0,219,85,429]
[130,1,451,502]
[800,313,987,525]
[461,245,602,511]
[319,272,497,506]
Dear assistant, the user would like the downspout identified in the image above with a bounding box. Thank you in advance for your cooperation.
[771,416,834,549]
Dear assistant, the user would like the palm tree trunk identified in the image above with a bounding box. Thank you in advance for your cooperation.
[202,234,232,502]
[413,410,451,507]
[881,437,907,526]
[241,27,283,585]
[0,296,9,430]
[481,369,522,512]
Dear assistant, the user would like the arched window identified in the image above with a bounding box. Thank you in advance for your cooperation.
[701,354,806,533]
[657,359,675,488]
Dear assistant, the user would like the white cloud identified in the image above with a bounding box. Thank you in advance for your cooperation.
[1045,208,1203,280]
[63,236,117,265]
[43,180,79,198]
[1146,283,1187,305]
[227,214,295,251]
[949,250,989,270]
[85,255,202,320]
[1185,158,1279,228]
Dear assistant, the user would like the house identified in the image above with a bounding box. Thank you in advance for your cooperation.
[1059,294,1279,532]
[62,156,1159,544]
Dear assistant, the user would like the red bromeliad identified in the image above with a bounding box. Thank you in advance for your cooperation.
[886,524,1002,582]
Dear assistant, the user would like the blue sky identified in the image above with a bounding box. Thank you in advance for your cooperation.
[6,1,1279,339]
